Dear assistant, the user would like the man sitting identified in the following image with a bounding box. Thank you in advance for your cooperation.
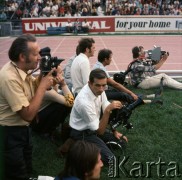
[65,19,73,33]
[92,48,138,103]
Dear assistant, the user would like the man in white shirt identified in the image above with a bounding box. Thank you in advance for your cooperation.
[69,69,127,165]
[65,19,73,33]
[71,38,95,95]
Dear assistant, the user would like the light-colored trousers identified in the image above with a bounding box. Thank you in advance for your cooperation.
[138,73,182,90]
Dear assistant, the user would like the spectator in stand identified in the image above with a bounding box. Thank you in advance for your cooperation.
[82,18,91,33]
[58,4,65,17]
[42,3,51,17]
[65,19,73,33]
[91,6,98,16]
[74,10,81,17]
[97,3,104,16]
[65,10,72,17]
[81,7,89,16]
[0,10,7,21]
[23,7,30,18]
[74,18,82,34]
[51,1,59,17]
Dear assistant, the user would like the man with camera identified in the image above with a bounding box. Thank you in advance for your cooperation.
[92,48,138,103]
[69,69,127,165]
[128,46,182,90]
[31,63,74,137]
[30,47,74,138]
[0,34,55,180]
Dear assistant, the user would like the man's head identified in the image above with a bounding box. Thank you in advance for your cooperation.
[78,38,95,58]
[89,69,107,96]
[98,48,113,66]
[132,46,144,59]
[63,140,103,180]
[8,34,41,71]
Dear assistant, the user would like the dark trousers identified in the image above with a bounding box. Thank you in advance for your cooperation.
[106,89,134,104]
[70,128,115,165]
[31,102,71,134]
[0,126,32,180]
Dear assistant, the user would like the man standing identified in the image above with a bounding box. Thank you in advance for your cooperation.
[69,69,127,165]
[71,38,95,95]
[0,34,54,180]
[93,48,138,103]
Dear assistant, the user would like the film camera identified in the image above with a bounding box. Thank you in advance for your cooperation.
[145,46,169,64]
[39,47,64,76]
[113,71,128,85]
[109,96,144,130]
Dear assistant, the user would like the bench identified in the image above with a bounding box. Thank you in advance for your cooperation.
[46,26,87,35]
[46,27,67,35]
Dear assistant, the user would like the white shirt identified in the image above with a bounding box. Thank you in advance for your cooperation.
[71,53,90,94]
[69,84,110,131]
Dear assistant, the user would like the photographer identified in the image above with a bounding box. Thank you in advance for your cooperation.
[0,34,55,180]
[128,46,182,90]
[92,48,138,103]
[69,69,127,165]
[31,64,74,136]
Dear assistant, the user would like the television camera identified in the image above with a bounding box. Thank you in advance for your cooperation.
[109,96,144,130]
[145,45,169,64]
[39,47,64,76]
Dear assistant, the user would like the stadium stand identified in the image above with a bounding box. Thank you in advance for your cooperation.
[0,0,182,20]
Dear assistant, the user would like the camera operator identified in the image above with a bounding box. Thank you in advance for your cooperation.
[0,34,55,180]
[31,64,74,137]
[128,46,182,90]
[69,69,128,165]
[92,48,138,103]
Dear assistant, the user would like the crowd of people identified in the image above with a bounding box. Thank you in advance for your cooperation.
[0,34,182,180]
[0,0,182,21]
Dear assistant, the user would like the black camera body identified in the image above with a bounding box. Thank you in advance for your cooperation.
[39,47,64,76]
[113,72,126,85]
[145,46,169,64]
[109,96,144,130]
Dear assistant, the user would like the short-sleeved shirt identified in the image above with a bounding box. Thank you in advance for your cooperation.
[129,59,156,86]
[69,84,110,131]
[0,62,36,126]
[71,53,90,94]
[92,61,110,90]
[92,61,110,78]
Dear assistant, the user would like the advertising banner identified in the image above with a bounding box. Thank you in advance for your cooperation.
[22,16,182,34]
[22,17,115,34]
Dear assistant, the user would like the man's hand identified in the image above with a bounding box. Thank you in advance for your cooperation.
[130,93,138,101]
[161,53,169,61]
[106,101,123,112]
[113,130,128,142]
[39,68,55,90]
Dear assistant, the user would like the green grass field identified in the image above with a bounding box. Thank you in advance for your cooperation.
[31,87,182,180]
